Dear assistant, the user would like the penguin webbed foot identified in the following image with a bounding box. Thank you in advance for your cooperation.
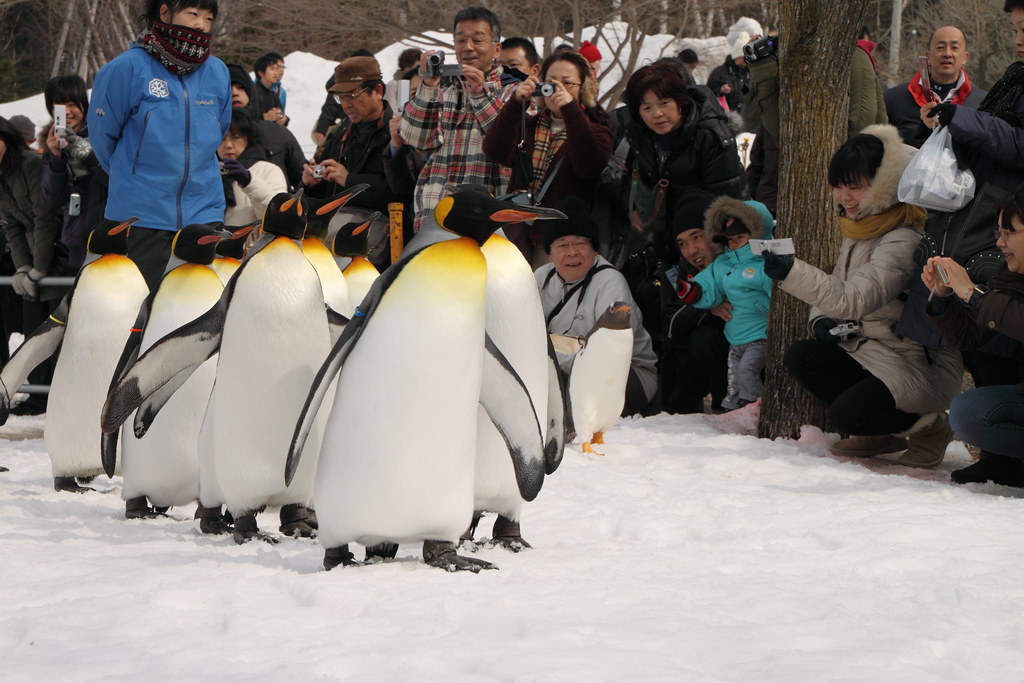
[125,496,169,520]
[488,515,532,553]
[364,542,399,563]
[422,540,497,573]
[458,510,483,546]
[581,441,605,456]
[279,504,318,538]
[324,545,359,571]
[231,511,279,545]
[195,504,233,535]
[53,476,96,493]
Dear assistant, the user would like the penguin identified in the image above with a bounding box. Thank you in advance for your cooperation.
[467,232,569,550]
[302,193,372,318]
[564,302,634,455]
[102,187,365,543]
[329,213,381,309]
[0,219,148,493]
[211,222,257,285]
[106,224,229,519]
[285,185,565,572]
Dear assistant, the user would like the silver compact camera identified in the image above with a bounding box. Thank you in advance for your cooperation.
[534,82,556,97]
[311,164,326,179]
[829,321,862,338]
[68,192,82,217]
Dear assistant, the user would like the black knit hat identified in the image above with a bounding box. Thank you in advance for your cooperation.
[543,196,600,253]
[671,190,716,236]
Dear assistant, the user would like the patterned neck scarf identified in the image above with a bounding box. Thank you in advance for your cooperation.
[528,110,567,197]
[137,20,212,75]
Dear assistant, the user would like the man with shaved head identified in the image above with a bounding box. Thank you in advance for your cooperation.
[884,25,986,147]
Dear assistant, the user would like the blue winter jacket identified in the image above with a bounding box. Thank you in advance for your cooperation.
[693,223,774,347]
[89,44,231,231]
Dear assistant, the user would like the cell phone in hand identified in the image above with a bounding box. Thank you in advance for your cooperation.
[918,56,936,103]
[53,104,67,137]
[934,262,950,284]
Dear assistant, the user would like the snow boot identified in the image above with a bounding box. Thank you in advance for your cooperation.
[829,434,907,458]
[896,412,952,468]
[422,540,496,572]
[232,511,278,545]
[53,476,94,493]
[279,503,317,538]
[124,496,162,519]
[324,545,357,570]
[490,514,532,551]
[951,452,1024,487]
[195,504,232,535]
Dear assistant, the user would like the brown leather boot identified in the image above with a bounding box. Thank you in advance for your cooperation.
[829,434,907,458]
[896,412,953,468]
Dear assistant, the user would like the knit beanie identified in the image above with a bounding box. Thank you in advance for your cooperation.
[543,196,600,253]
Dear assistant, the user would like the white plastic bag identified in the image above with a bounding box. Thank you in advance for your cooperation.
[897,125,976,212]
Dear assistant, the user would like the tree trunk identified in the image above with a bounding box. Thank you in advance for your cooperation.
[758,0,869,440]
[887,0,904,89]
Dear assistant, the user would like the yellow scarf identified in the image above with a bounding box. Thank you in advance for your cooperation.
[839,203,926,240]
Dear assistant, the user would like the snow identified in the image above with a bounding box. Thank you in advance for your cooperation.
[4,20,1024,681]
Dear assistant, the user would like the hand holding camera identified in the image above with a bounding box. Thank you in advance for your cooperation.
[219,158,251,187]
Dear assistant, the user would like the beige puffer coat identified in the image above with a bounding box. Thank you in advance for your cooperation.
[779,124,962,414]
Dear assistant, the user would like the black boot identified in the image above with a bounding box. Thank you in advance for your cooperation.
[54,476,94,493]
[364,543,399,562]
[490,515,532,552]
[951,452,1024,487]
[195,504,232,535]
[125,496,163,519]
[422,540,497,573]
[279,503,317,538]
[324,545,357,570]
[232,511,278,545]
[459,510,483,545]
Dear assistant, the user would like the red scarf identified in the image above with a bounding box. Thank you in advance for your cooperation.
[907,69,974,107]
[137,20,212,75]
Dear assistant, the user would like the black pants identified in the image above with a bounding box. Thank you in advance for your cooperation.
[127,227,176,291]
[784,339,918,435]
[659,320,729,414]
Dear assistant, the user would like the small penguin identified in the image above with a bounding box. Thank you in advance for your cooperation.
[0,219,148,492]
[565,302,634,455]
[106,224,228,519]
[286,186,565,572]
[329,213,381,309]
[211,222,257,285]
[102,187,364,543]
[302,192,372,318]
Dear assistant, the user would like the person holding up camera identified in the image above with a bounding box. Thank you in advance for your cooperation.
[763,125,962,468]
[398,5,519,231]
[40,75,107,273]
[482,50,612,266]
[218,108,286,229]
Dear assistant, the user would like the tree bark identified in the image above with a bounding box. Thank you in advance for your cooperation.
[758,0,869,440]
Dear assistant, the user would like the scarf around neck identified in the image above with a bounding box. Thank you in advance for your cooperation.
[978,61,1024,129]
[137,20,212,75]
[839,203,926,240]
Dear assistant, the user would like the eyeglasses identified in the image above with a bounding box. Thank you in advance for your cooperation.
[995,227,1017,241]
[550,238,592,252]
[552,80,581,89]
[333,87,368,102]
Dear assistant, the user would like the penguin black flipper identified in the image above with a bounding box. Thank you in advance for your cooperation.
[325,305,350,345]
[101,291,227,437]
[100,290,156,477]
[544,334,571,475]
[0,291,73,425]
[479,333,545,502]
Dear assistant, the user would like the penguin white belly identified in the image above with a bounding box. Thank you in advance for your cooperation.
[212,258,240,286]
[120,265,223,507]
[304,239,353,316]
[45,256,148,478]
[569,328,633,443]
[212,239,331,515]
[342,257,379,311]
[196,392,223,508]
[475,235,548,517]
[315,239,486,548]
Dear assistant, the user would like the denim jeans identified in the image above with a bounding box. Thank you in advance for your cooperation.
[949,386,1024,459]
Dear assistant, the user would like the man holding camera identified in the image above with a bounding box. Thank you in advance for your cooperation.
[303,56,400,217]
[398,5,518,230]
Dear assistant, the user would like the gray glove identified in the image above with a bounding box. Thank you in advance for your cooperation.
[11,266,38,301]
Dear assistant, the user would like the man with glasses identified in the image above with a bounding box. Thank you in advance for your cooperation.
[398,5,518,230]
[303,56,400,224]
[252,52,288,125]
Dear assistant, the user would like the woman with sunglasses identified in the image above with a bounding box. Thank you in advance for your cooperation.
[925,187,1024,486]
[483,50,612,266]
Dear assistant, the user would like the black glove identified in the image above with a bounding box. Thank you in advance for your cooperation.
[812,318,840,343]
[219,158,251,187]
[927,102,956,128]
[762,250,794,280]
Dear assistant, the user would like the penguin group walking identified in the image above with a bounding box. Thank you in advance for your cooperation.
[40,184,573,572]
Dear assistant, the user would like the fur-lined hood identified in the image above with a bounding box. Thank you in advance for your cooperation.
[704,196,775,242]
[835,123,916,219]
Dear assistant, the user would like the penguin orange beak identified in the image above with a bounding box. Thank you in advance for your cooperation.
[197,234,223,245]
[611,304,630,314]
[108,217,140,235]
[230,222,258,239]
[489,205,567,223]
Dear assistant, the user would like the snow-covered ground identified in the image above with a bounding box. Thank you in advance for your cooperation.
[2,405,1024,681]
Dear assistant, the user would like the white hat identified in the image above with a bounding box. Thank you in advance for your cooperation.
[729,33,751,59]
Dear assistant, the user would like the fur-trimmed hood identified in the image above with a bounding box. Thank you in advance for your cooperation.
[835,123,916,219]
[704,196,775,242]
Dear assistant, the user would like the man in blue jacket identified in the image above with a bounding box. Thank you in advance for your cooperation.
[88,0,230,289]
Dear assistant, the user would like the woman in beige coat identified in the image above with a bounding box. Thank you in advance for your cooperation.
[761,124,962,467]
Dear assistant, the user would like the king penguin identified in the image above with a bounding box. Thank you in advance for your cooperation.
[210,222,257,285]
[301,190,372,318]
[102,187,364,543]
[0,219,148,492]
[329,214,381,310]
[107,224,228,519]
[285,185,565,572]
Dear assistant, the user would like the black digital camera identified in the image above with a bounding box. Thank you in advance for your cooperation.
[425,50,463,78]
[534,82,556,97]
[743,35,779,62]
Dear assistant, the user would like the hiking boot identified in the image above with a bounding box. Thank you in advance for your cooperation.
[951,452,1024,487]
[897,412,952,468]
[829,434,907,458]
[54,476,94,493]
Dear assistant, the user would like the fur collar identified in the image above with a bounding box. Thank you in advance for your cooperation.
[835,123,916,219]
[704,196,770,240]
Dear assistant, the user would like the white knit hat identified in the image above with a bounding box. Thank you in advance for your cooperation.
[729,33,751,59]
